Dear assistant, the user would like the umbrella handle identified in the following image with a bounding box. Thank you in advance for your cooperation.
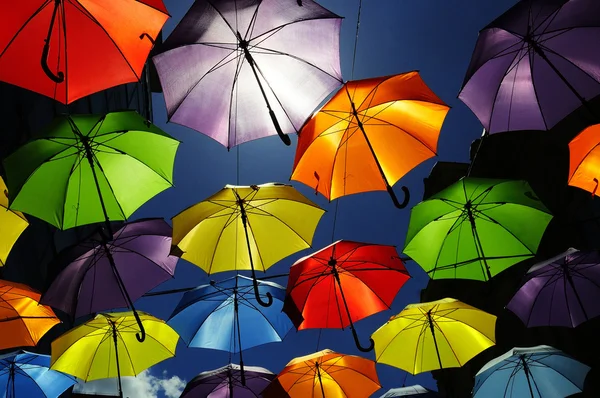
[133,309,146,342]
[387,185,410,209]
[297,0,303,5]
[350,325,375,352]
[41,0,64,83]
[139,32,155,45]
[253,278,273,307]
[269,109,291,146]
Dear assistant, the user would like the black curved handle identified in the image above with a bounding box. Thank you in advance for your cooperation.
[132,307,146,342]
[269,109,291,146]
[139,32,155,45]
[41,40,64,83]
[297,0,303,5]
[387,185,410,209]
[351,326,375,352]
[253,278,273,307]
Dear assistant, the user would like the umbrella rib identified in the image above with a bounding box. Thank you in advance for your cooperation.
[71,1,139,79]
[89,151,127,219]
[227,42,245,148]
[244,203,313,247]
[205,207,240,275]
[0,1,49,58]
[239,297,288,342]
[243,217,269,272]
[250,15,343,46]
[474,207,541,253]
[82,330,112,381]
[539,42,600,88]
[14,366,52,398]
[116,330,137,376]
[206,0,237,37]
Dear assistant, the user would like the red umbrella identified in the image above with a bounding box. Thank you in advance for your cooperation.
[283,240,410,352]
[0,0,169,104]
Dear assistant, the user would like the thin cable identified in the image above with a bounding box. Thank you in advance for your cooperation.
[315,328,323,352]
[236,145,240,185]
[330,199,340,243]
[350,0,363,80]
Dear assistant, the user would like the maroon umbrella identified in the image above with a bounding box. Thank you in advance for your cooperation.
[41,218,178,340]
[506,248,600,328]
[459,0,600,133]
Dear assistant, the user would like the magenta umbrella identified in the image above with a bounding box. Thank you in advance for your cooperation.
[506,248,600,328]
[41,218,178,339]
[152,0,342,148]
[459,0,600,133]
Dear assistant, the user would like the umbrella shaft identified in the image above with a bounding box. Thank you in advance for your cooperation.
[112,323,124,398]
[315,363,326,398]
[520,357,535,398]
[426,312,444,369]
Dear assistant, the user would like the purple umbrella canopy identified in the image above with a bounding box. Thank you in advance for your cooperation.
[458,0,600,133]
[180,363,275,398]
[152,0,343,148]
[41,218,178,319]
[506,248,600,328]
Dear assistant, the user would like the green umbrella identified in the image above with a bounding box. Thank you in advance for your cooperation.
[403,178,553,281]
[3,111,179,230]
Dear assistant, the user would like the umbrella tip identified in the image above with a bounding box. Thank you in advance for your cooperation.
[169,245,184,257]
[297,0,303,5]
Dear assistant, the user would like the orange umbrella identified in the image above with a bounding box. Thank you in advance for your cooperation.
[291,71,449,209]
[262,349,380,398]
[0,280,60,349]
[569,124,600,196]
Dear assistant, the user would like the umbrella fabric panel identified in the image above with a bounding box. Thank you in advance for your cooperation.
[569,124,600,196]
[181,364,274,398]
[0,177,27,266]
[0,0,168,103]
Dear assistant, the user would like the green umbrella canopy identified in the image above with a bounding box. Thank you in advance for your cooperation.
[3,111,179,230]
[403,178,553,281]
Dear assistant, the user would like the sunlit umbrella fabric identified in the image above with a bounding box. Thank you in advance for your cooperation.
[372,298,496,375]
[50,311,178,381]
[3,111,179,230]
[458,0,600,133]
[473,345,590,398]
[153,0,342,148]
[0,176,27,266]
[0,350,76,398]
[0,280,60,350]
[181,363,275,398]
[292,71,449,206]
[404,178,552,280]
[41,218,178,319]
[0,0,169,104]
[506,248,600,328]
[380,385,439,397]
[262,349,380,398]
[568,124,600,197]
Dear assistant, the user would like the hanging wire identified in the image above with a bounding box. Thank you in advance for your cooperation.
[350,0,363,81]
[315,328,323,352]
[401,371,408,387]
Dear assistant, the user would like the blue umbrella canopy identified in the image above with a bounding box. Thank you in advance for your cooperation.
[473,345,590,398]
[168,274,292,352]
[380,384,439,397]
[0,350,77,398]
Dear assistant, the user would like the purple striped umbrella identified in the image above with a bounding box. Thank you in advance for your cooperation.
[181,364,275,398]
[41,218,178,320]
[459,0,600,133]
[506,248,600,328]
[152,0,342,148]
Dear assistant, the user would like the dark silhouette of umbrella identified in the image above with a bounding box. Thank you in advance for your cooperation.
[459,0,600,133]
[506,248,600,328]
[152,0,343,148]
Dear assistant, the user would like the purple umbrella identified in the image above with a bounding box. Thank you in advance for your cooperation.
[41,218,178,339]
[458,0,600,133]
[181,363,275,398]
[152,0,342,148]
[506,248,600,328]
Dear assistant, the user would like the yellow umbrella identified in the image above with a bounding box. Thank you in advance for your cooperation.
[372,298,496,374]
[50,311,178,397]
[172,183,325,307]
[0,176,27,266]
[262,349,381,398]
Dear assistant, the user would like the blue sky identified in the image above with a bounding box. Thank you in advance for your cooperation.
[78,0,519,396]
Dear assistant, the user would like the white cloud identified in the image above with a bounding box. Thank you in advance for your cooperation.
[73,370,186,398]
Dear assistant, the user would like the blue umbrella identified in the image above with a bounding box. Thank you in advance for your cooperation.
[473,345,590,398]
[380,384,439,397]
[0,350,76,398]
[168,275,292,384]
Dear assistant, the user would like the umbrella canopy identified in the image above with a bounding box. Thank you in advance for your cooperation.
[283,240,410,352]
[473,345,590,398]
[0,176,27,266]
[506,248,600,328]
[458,0,600,133]
[152,0,342,148]
[372,298,496,375]
[0,0,169,104]
[291,72,449,209]
[568,123,600,196]
[41,218,178,319]
[380,385,439,397]
[0,280,60,350]
[3,111,179,230]
[50,311,179,397]
[404,178,553,281]
[262,349,381,398]
[0,350,76,398]
[172,183,324,307]
[181,363,275,398]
